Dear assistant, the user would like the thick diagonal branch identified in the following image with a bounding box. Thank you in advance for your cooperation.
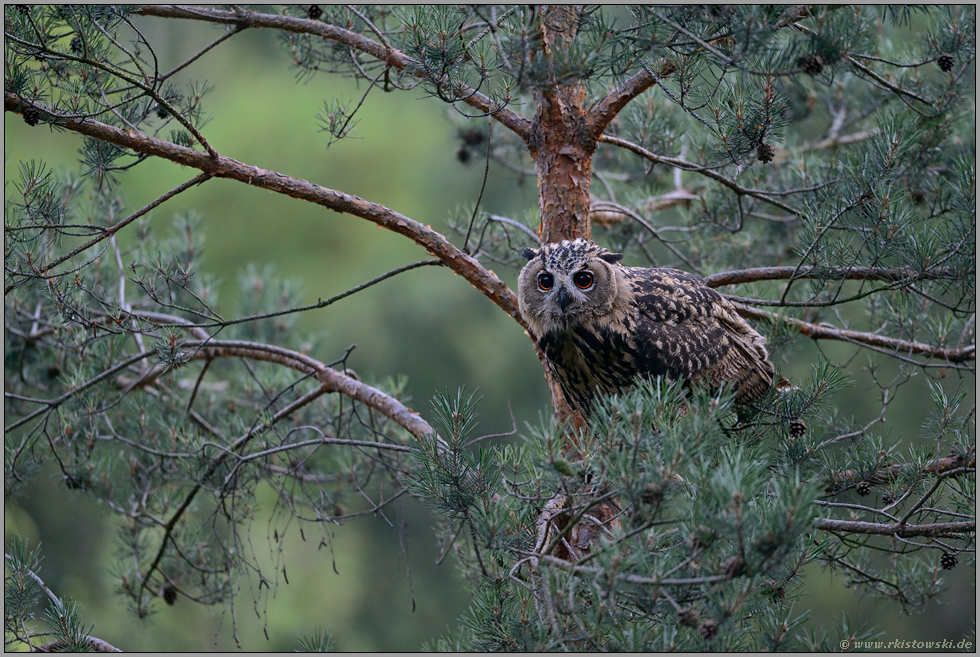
[5,93,523,327]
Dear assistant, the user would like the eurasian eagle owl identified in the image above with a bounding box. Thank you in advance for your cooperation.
[517,239,776,417]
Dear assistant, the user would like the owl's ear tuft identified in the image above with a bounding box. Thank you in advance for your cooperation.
[522,247,540,261]
[600,252,624,264]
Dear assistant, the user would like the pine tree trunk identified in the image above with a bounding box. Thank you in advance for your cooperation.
[530,5,595,244]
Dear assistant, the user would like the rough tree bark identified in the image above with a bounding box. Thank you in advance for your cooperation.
[529,5,594,244]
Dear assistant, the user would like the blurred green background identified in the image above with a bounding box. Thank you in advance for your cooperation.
[4,13,974,651]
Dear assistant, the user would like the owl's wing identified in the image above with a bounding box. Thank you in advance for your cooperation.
[627,268,774,404]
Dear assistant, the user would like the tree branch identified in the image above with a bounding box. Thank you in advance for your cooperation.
[4,92,524,328]
[825,455,976,493]
[138,338,435,439]
[598,134,803,216]
[843,54,935,107]
[5,172,212,295]
[135,4,532,139]
[32,637,123,653]
[3,553,123,652]
[733,302,976,364]
[815,518,975,538]
[702,265,960,289]
[585,66,658,140]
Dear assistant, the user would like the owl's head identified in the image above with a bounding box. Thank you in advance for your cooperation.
[517,239,626,335]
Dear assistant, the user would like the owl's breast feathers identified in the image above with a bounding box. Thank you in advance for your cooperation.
[536,266,774,415]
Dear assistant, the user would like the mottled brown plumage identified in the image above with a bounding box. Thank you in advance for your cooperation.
[518,239,775,417]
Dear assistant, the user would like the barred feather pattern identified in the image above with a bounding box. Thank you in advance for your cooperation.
[518,239,774,417]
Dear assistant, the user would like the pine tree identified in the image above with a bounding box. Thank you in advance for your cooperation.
[4,5,975,651]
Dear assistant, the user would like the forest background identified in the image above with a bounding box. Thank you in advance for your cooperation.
[4,6,975,651]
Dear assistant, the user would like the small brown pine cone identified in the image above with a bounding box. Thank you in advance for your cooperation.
[678,606,700,627]
[162,583,178,605]
[797,53,824,75]
[721,555,746,580]
[757,142,776,163]
[698,619,720,640]
[642,482,664,504]
[460,128,485,146]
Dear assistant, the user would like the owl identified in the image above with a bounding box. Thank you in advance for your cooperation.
[517,239,776,417]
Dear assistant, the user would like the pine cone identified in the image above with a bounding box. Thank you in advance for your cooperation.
[70,36,83,54]
[307,5,322,20]
[765,580,787,602]
[721,555,746,580]
[161,583,178,605]
[789,418,807,437]
[23,108,40,127]
[937,53,954,72]
[677,606,700,627]
[856,480,871,497]
[940,551,958,570]
[456,146,471,164]
[797,53,824,75]
[642,481,664,504]
[698,619,720,640]
[756,142,776,163]
[460,127,485,146]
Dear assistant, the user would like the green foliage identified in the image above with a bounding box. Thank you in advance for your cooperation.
[407,388,501,521]
[4,539,103,652]
[409,384,837,650]
[296,626,336,652]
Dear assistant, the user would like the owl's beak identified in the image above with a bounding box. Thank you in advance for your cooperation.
[556,286,573,312]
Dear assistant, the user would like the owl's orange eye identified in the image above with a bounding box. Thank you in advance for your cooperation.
[537,272,554,291]
[574,271,594,289]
